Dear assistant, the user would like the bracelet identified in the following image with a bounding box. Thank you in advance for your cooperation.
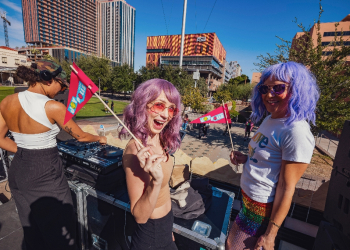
[269,219,281,229]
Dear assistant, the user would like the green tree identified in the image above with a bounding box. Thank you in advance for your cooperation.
[229,74,250,85]
[110,64,136,94]
[254,0,350,134]
[213,88,232,103]
[230,101,239,117]
[76,55,112,91]
[182,87,206,113]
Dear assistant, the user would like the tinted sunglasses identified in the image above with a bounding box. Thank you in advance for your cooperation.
[149,102,179,118]
[56,79,67,92]
[258,84,288,95]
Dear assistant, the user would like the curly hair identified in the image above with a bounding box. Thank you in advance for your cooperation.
[120,78,182,153]
[16,65,41,86]
[251,61,320,126]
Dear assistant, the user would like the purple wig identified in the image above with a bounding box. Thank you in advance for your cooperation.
[120,78,182,153]
[251,61,320,125]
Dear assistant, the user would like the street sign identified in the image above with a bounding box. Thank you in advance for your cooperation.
[193,70,200,80]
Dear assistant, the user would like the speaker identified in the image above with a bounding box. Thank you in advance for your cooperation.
[313,221,350,250]
[14,87,75,141]
[83,187,137,250]
[333,120,350,171]
[324,121,350,237]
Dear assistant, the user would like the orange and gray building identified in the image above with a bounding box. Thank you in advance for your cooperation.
[146,33,226,92]
[21,0,135,67]
[292,14,350,61]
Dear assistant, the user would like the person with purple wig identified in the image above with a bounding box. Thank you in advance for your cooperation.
[121,79,181,250]
[226,62,319,250]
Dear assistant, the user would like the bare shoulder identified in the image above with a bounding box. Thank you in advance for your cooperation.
[0,93,18,111]
[45,99,66,112]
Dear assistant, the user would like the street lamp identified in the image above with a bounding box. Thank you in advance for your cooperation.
[98,78,101,96]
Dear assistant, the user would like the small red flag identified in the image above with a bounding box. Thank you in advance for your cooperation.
[190,104,231,124]
[63,63,99,124]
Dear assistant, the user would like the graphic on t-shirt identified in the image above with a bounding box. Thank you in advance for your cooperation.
[248,144,258,163]
[251,132,269,148]
[248,132,269,163]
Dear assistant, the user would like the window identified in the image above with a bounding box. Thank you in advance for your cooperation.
[206,46,210,53]
[146,49,170,53]
[15,59,20,65]
[322,41,350,46]
[323,31,350,37]
[2,57,7,64]
[322,51,333,56]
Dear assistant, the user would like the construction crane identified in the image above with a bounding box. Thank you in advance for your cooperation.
[0,11,11,47]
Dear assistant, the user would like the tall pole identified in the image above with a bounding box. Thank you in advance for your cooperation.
[179,0,187,68]
[98,78,101,96]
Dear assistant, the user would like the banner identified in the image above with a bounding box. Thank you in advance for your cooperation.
[190,104,231,124]
[63,63,99,124]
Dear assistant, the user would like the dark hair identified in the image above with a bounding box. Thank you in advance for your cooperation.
[16,65,41,86]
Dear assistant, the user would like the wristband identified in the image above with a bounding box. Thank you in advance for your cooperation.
[269,219,281,229]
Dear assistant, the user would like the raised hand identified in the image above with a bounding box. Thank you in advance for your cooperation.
[135,141,166,185]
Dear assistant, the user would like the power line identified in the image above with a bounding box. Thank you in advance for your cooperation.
[203,0,218,32]
[160,0,168,35]
[195,0,197,32]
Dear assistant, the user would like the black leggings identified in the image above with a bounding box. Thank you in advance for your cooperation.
[130,210,178,250]
[8,147,77,250]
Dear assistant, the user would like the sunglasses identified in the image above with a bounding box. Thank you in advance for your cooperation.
[149,102,179,118]
[56,79,67,92]
[258,84,288,95]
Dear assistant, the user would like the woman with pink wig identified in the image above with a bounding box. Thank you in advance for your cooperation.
[121,79,182,250]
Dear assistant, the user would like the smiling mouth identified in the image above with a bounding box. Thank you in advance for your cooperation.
[267,100,278,105]
[153,119,166,129]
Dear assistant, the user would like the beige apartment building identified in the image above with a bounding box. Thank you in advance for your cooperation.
[0,46,30,85]
[292,14,350,61]
[251,72,262,86]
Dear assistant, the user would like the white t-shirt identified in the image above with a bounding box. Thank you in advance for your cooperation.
[240,115,315,203]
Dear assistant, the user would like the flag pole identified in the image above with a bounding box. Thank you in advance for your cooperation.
[70,65,146,150]
[222,100,234,152]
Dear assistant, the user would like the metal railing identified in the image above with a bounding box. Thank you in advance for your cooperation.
[315,132,339,157]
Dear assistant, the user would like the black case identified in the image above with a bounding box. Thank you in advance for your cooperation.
[324,120,350,237]
[81,185,234,250]
[313,221,350,250]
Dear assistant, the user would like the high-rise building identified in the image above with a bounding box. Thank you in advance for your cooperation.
[146,33,226,93]
[230,61,242,78]
[21,0,135,67]
[22,0,97,54]
[224,61,236,83]
[292,14,350,61]
[97,0,136,67]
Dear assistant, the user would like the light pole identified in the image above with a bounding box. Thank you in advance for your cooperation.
[179,0,187,68]
[98,78,101,96]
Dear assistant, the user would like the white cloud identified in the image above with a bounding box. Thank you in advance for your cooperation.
[0,0,22,13]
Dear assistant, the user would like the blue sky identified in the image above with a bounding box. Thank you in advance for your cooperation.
[1,0,350,78]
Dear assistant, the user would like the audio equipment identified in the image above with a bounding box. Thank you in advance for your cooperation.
[324,121,350,237]
[58,139,123,174]
[313,221,350,250]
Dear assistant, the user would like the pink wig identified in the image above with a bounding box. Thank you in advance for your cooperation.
[120,78,182,153]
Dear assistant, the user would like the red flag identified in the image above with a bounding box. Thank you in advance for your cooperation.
[190,104,231,124]
[63,63,99,124]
